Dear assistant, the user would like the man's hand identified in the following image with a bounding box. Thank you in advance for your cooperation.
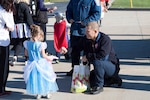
[48,6,57,13]
[69,19,74,24]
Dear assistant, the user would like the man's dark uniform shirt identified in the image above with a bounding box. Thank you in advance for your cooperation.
[83,32,118,65]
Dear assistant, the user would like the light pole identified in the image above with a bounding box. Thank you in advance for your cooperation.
[130,0,133,8]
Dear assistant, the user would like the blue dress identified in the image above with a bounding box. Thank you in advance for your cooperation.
[23,40,59,95]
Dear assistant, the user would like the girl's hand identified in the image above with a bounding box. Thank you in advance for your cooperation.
[47,55,58,61]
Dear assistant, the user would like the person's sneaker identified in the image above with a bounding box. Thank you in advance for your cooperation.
[9,56,17,66]
[90,86,103,95]
[9,61,15,66]
[55,60,59,64]
[13,56,17,62]
[36,94,42,99]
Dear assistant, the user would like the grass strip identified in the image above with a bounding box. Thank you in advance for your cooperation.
[111,0,150,8]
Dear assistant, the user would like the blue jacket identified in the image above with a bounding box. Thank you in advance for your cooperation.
[66,0,101,36]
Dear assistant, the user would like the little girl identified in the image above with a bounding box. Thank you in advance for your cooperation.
[23,24,58,99]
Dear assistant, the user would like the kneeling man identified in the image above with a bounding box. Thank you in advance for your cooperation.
[82,21,122,94]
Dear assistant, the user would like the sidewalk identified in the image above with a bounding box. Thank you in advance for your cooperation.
[1,2,150,100]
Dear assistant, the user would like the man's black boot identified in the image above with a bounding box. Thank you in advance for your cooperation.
[90,86,103,94]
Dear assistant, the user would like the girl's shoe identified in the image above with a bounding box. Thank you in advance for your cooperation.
[46,93,52,99]
[25,61,27,65]
[36,94,42,99]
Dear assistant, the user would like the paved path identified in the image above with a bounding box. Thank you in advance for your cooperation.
[1,1,150,100]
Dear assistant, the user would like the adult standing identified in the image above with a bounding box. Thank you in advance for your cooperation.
[0,0,15,96]
[10,0,34,66]
[32,0,57,42]
[82,21,122,94]
[66,0,101,76]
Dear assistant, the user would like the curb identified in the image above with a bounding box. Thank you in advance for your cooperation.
[108,8,150,11]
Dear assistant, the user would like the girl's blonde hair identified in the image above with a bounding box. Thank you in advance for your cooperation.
[30,24,44,41]
[14,0,30,4]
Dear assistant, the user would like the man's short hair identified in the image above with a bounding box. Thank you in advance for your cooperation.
[87,21,99,31]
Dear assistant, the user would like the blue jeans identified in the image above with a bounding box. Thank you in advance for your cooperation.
[92,60,116,87]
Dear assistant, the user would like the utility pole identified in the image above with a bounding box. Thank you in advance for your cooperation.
[130,0,133,8]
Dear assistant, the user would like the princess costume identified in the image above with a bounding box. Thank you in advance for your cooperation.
[23,40,58,95]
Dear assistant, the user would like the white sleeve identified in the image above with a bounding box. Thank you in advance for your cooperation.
[4,12,14,31]
[94,0,100,6]
[23,40,28,49]
[40,42,47,51]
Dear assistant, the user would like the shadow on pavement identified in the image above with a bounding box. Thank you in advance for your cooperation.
[120,74,150,91]
[56,75,72,93]
[0,91,35,100]
[120,60,150,66]
[112,39,150,59]
[7,81,25,89]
